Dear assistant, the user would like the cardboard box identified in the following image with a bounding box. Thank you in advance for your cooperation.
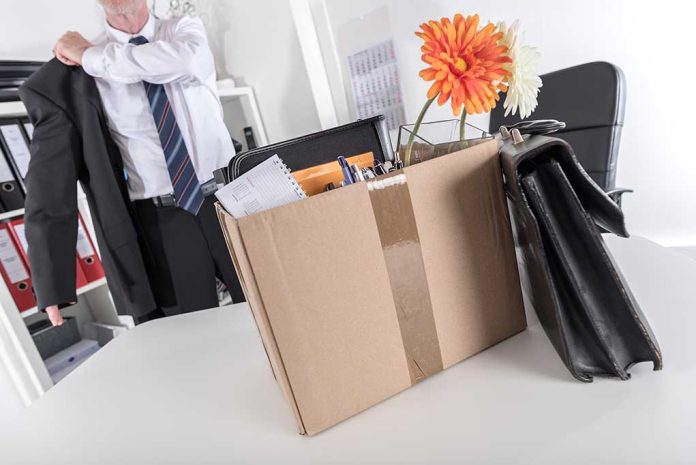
[217,139,526,435]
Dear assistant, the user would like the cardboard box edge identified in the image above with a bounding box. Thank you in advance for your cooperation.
[215,203,308,435]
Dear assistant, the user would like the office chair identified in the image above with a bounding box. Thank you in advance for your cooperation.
[490,61,626,191]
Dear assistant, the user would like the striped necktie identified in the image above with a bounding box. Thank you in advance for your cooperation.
[129,35,204,215]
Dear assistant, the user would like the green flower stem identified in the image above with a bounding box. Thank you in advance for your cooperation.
[404,96,435,167]
[459,109,467,141]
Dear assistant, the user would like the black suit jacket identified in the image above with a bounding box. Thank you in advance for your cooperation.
[19,59,157,318]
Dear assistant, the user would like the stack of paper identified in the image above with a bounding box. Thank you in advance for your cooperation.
[215,155,306,218]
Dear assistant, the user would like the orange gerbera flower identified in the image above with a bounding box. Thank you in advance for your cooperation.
[416,14,511,115]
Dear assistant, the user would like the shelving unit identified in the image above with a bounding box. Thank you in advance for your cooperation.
[0,101,124,407]
[20,278,108,320]
[217,81,270,149]
[0,80,266,407]
[0,208,24,221]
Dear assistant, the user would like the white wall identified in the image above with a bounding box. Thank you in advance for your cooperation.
[193,0,321,142]
[0,0,103,60]
[320,0,696,247]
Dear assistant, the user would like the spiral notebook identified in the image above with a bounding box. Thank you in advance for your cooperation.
[215,154,306,219]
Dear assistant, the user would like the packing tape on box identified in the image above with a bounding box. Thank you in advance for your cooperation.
[368,174,444,384]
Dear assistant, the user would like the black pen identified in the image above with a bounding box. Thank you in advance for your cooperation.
[338,156,354,185]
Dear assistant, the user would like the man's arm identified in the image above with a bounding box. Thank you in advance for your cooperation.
[18,84,81,325]
[81,16,215,85]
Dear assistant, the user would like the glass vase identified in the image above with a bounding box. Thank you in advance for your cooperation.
[396,119,492,166]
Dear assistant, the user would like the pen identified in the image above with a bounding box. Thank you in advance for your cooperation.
[352,164,365,182]
[373,161,387,176]
[362,167,375,179]
[337,156,354,185]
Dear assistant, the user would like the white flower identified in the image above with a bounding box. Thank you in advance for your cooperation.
[497,21,542,119]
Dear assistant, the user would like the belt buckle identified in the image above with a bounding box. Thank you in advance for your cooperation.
[201,179,218,197]
[161,194,178,208]
[151,194,177,208]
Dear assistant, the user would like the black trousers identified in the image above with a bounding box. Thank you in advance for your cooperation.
[132,195,244,324]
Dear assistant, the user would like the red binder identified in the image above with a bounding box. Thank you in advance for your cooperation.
[7,218,88,289]
[76,214,105,282]
[0,222,36,312]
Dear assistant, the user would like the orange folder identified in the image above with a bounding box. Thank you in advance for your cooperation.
[292,152,375,196]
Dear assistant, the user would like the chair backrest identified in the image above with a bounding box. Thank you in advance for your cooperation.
[489,61,625,190]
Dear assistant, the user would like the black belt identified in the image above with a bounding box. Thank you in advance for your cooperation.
[149,179,219,208]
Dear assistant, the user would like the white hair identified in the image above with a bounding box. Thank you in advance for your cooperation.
[98,0,146,15]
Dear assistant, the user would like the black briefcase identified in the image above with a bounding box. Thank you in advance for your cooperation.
[219,115,394,182]
[500,134,662,381]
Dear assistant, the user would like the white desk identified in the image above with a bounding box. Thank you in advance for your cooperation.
[2,236,695,464]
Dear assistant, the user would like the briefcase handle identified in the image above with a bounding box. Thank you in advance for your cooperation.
[498,119,566,138]
[499,122,633,213]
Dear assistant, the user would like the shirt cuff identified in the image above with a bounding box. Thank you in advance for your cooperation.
[82,45,106,77]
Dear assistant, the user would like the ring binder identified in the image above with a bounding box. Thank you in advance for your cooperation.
[215,154,306,218]
[0,222,36,312]
[0,121,31,193]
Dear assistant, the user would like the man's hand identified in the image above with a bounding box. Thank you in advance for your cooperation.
[46,305,64,326]
[53,31,92,67]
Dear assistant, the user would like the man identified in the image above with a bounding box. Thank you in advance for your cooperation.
[19,0,244,326]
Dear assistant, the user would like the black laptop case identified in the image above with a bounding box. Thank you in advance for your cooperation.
[222,115,393,182]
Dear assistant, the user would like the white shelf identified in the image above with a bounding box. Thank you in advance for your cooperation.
[216,82,270,147]
[1,82,269,148]
[0,208,24,221]
[0,100,27,118]
[217,83,253,100]
[21,277,108,319]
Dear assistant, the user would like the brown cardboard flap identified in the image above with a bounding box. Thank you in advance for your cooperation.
[236,187,412,435]
[215,204,307,435]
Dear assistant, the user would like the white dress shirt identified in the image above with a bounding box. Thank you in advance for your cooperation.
[82,14,234,200]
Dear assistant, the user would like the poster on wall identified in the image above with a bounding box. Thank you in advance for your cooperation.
[346,40,406,131]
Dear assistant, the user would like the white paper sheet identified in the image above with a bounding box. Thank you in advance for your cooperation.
[215,155,306,219]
